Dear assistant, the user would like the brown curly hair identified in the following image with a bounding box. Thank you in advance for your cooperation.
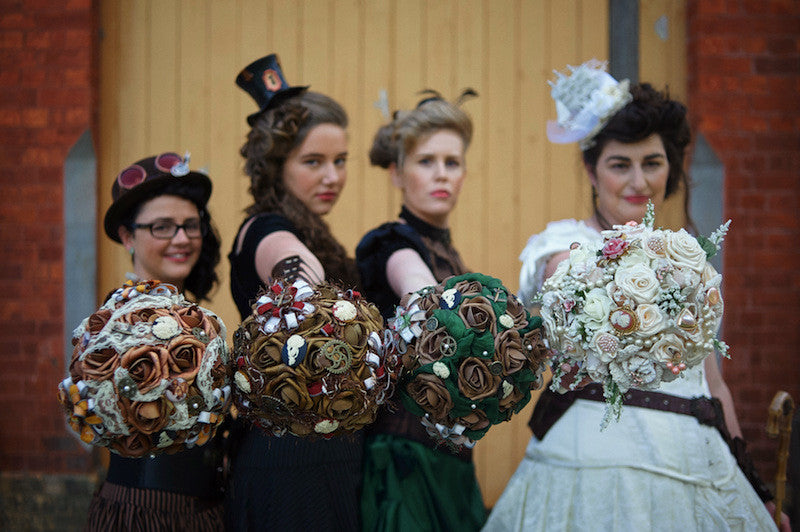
[241,91,358,286]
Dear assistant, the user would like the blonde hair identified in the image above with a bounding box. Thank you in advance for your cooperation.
[369,89,476,169]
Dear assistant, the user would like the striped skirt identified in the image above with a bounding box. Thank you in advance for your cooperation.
[85,482,224,532]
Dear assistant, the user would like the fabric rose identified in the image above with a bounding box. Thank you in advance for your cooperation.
[165,335,204,384]
[581,288,613,330]
[87,309,112,335]
[635,304,667,337]
[118,307,164,325]
[319,390,360,420]
[504,296,530,329]
[261,366,313,411]
[120,345,169,393]
[457,296,497,334]
[342,323,369,353]
[457,357,501,401]
[522,328,549,368]
[602,237,629,259]
[609,354,662,391]
[455,409,490,431]
[649,333,685,366]
[406,373,453,421]
[664,228,706,272]
[175,305,220,336]
[81,348,120,382]
[110,432,152,458]
[614,263,659,304]
[453,279,485,298]
[416,327,456,365]
[618,247,650,269]
[120,397,172,435]
[249,333,283,371]
[494,329,527,375]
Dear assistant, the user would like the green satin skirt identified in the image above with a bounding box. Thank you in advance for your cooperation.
[361,434,487,532]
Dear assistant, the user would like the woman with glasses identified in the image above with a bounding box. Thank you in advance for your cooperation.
[85,151,224,531]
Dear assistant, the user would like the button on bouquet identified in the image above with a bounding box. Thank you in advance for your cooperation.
[392,273,548,447]
[58,280,232,457]
[232,280,394,438]
[540,204,730,426]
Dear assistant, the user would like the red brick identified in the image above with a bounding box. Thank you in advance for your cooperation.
[754,56,800,75]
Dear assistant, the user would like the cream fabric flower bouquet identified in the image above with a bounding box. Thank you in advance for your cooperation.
[540,204,730,426]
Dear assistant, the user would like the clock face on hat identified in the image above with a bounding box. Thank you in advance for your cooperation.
[263,69,282,91]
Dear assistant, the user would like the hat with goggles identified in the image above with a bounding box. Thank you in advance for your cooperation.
[104,152,212,243]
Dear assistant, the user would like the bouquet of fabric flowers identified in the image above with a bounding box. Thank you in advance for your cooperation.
[58,280,232,457]
[540,204,730,425]
[232,279,394,438]
[392,273,548,447]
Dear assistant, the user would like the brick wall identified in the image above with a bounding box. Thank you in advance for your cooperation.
[0,1,96,475]
[687,0,800,483]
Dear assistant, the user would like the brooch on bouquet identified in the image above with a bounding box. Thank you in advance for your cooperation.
[392,273,549,448]
[539,203,731,427]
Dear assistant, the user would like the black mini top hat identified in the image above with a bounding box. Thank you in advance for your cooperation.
[103,152,212,243]
[236,53,309,126]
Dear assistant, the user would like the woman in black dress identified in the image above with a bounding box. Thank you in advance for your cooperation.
[226,54,361,531]
[357,91,486,531]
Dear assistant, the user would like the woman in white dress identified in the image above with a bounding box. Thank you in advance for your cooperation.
[484,62,788,532]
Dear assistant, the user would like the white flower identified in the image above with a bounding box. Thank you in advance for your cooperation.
[581,288,613,330]
[664,228,706,273]
[432,361,450,379]
[635,304,666,336]
[152,316,181,340]
[649,333,685,364]
[615,263,660,304]
[609,354,661,392]
[332,300,357,322]
[617,247,650,269]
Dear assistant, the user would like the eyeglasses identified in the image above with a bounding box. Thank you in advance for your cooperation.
[130,219,206,239]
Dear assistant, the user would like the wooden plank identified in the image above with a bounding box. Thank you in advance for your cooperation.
[147,0,178,152]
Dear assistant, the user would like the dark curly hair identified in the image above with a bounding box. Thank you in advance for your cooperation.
[119,181,221,303]
[582,83,693,224]
[241,91,358,286]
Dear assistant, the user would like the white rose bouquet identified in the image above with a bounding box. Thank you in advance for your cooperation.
[540,204,731,426]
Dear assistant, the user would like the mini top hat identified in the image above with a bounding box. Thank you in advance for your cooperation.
[236,53,309,126]
[104,152,212,243]
[546,59,632,149]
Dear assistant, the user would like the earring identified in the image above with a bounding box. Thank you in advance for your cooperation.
[128,248,134,256]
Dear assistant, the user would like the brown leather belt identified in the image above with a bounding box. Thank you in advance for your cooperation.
[528,383,724,440]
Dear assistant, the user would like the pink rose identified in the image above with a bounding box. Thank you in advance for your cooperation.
[602,238,629,259]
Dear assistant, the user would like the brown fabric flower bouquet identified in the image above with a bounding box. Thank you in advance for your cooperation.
[58,280,232,457]
[392,273,548,447]
[232,279,394,438]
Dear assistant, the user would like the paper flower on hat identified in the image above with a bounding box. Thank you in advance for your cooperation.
[392,273,548,448]
[546,59,632,149]
[57,280,232,457]
[539,203,731,427]
[232,280,396,438]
